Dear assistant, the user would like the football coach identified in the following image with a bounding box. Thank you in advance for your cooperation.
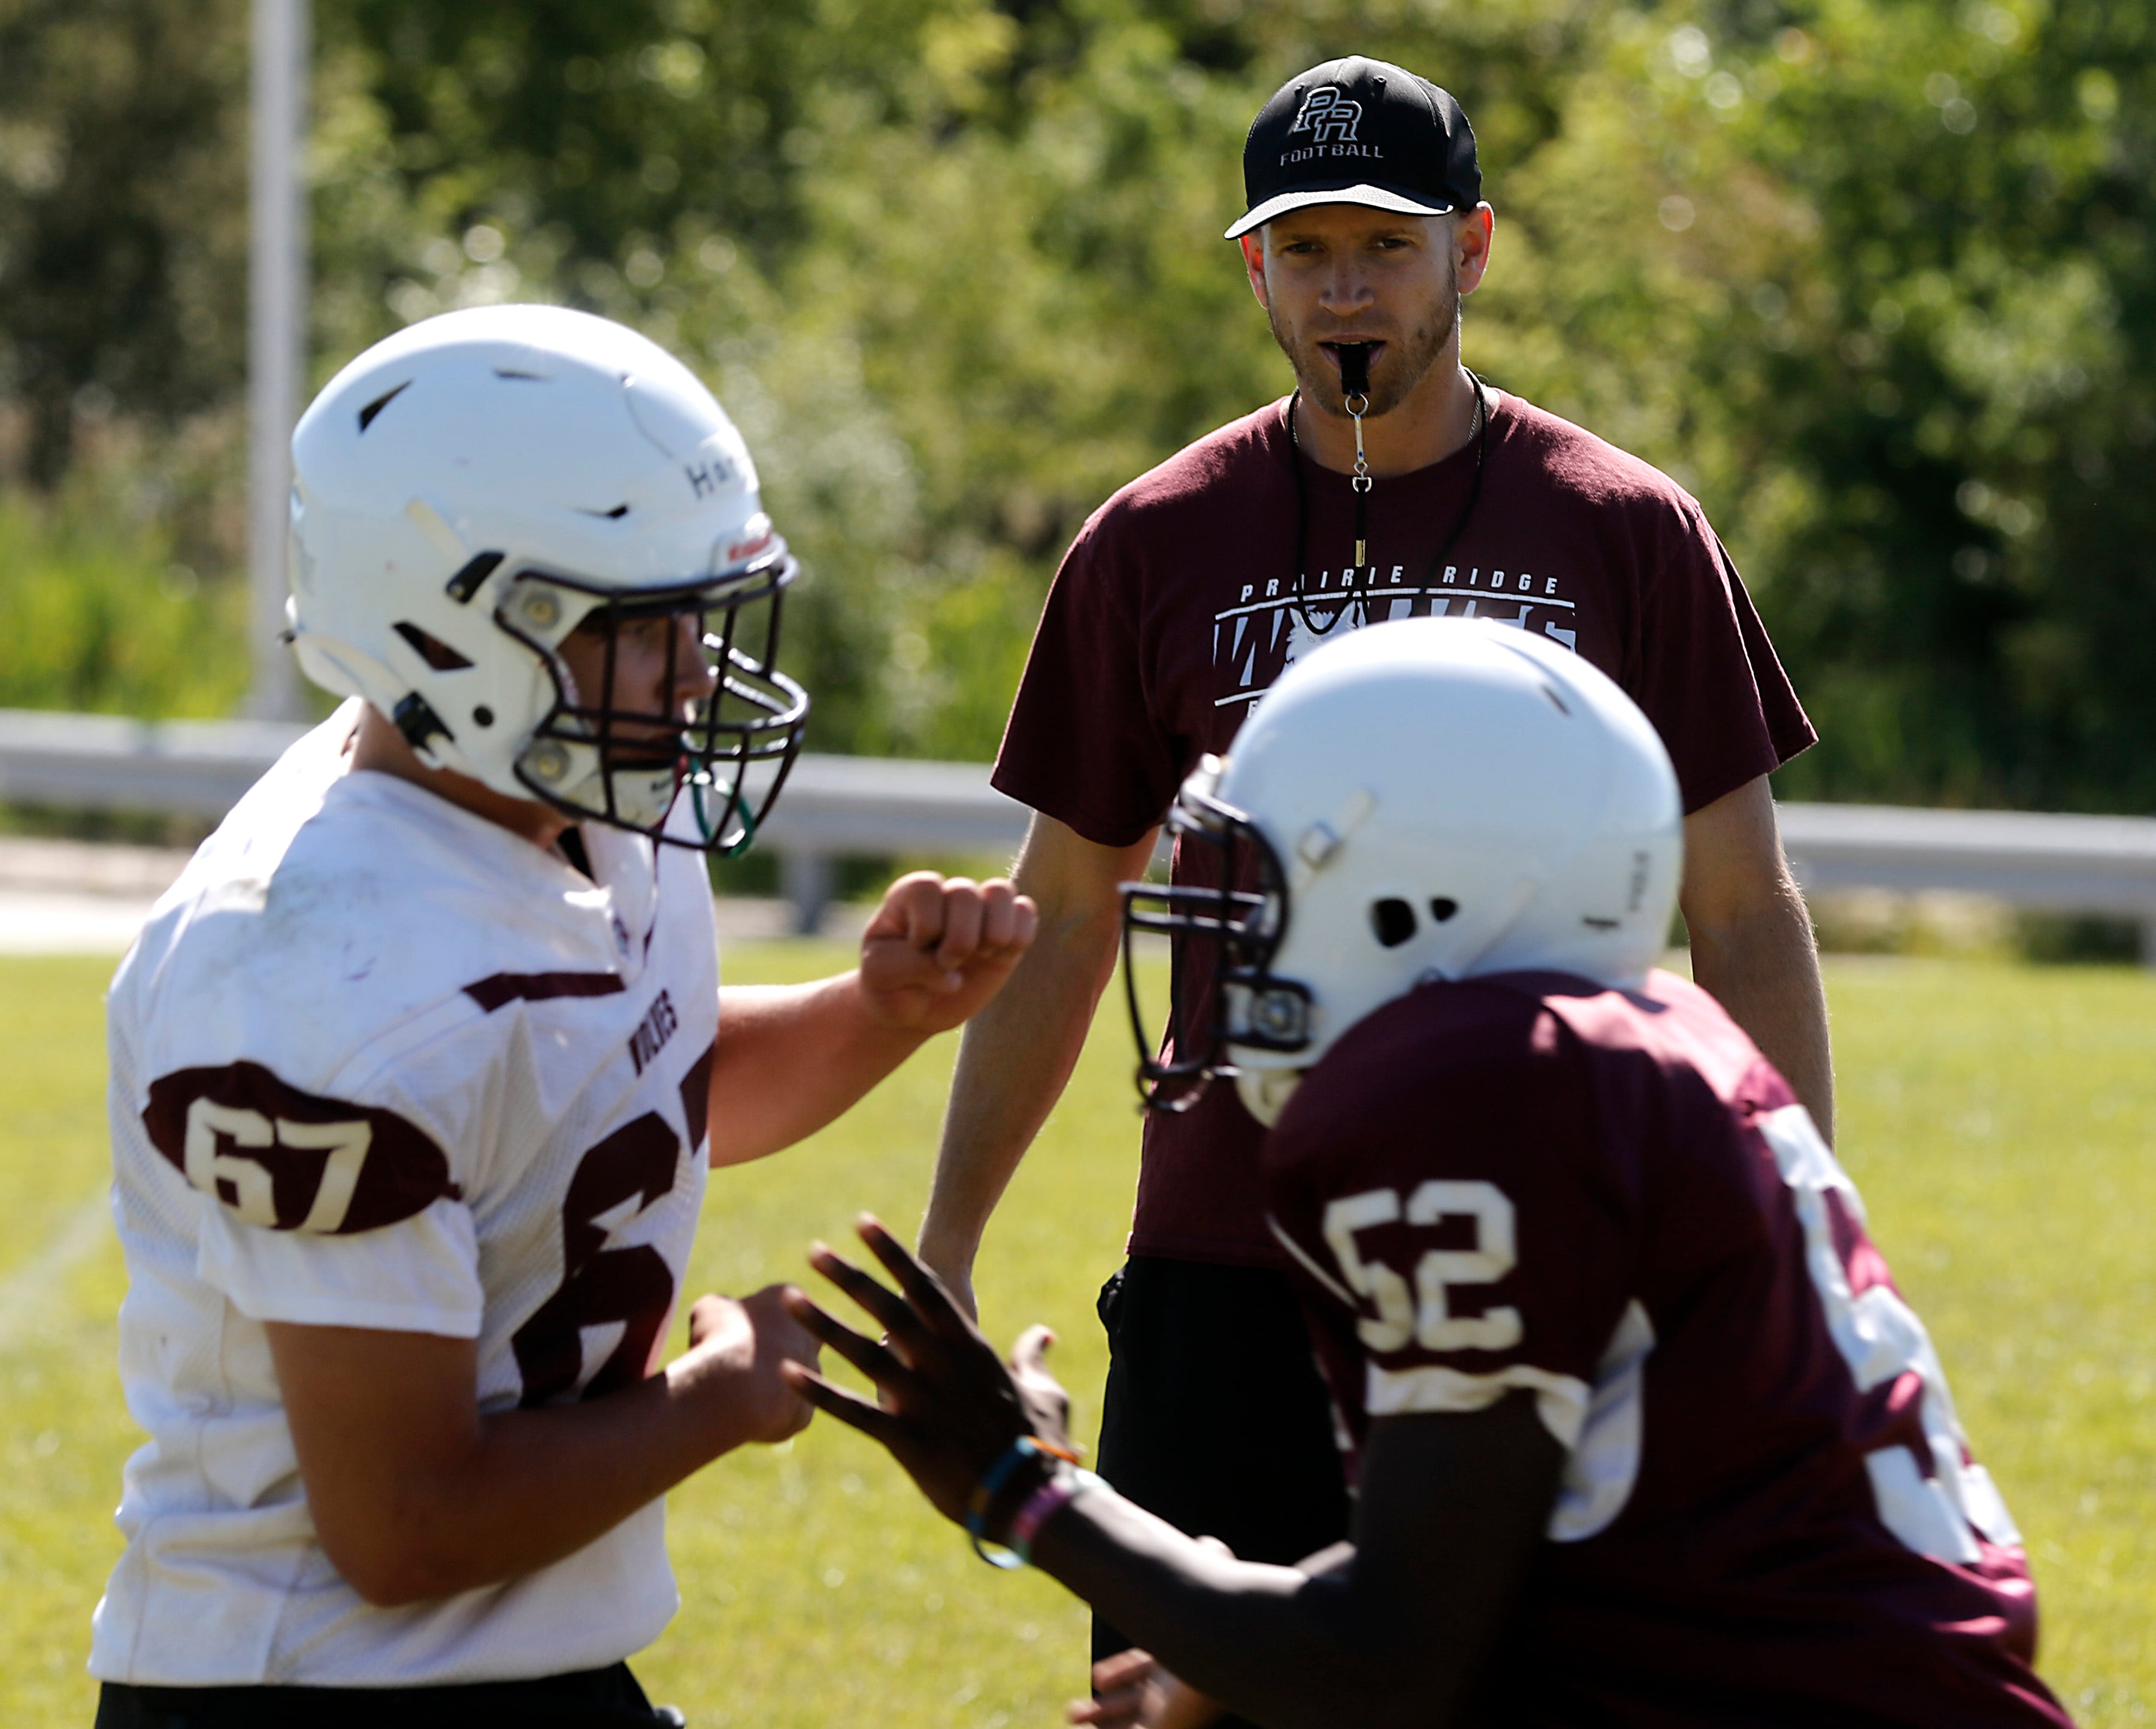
[917,54,1828,1700]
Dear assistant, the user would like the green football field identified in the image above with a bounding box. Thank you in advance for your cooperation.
[1,945,2151,1725]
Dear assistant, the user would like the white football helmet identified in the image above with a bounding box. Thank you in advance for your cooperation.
[1121,617,1683,1122]
[288,304,807,850]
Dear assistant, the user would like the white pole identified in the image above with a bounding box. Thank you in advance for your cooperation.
[246,0,308,720]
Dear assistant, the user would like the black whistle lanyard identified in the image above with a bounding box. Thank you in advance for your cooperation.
[1284,368,1491,640]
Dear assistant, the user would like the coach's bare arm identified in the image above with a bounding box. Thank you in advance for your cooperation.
[1680,774,1834,1141]
[267,1285,816,1608]
[705,871,1037,1167]
[917,814,1161,1315]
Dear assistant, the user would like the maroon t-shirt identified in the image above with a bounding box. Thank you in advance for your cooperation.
[1265,971,2069,1727]
[993,392,1816,1264]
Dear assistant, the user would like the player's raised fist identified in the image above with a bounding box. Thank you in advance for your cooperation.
[679,1286,822,1445]
[857,871,1038,1035]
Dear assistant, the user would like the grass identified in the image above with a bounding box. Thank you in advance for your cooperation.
[1,948,2151,1725]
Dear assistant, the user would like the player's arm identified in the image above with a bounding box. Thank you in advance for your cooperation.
[1680,774,1834,1140]
[705,871,1038,1166]
[786,1222,1560,1729]
[265,1285,816,1607]
[1038,1403,1558,1729]
[917,813,1160,1315]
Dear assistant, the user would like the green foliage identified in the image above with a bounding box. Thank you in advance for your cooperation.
[5,0,2156,810]
[1567,0,2156,813]
[0,465,246,716]
[2,947,2152,1719]
[296,0,2156,800]
[0,0,248,484]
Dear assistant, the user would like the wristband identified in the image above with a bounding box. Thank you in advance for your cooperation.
[965,1436,1080,1568]
[1007,1466,1102,1566]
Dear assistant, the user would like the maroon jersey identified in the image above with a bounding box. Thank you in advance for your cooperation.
[993,392,1815,1265]
[1263,970,2069,1727]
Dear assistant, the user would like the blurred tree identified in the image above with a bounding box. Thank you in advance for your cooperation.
[1491,0,2156,810]
[4,0,2153,815]
[0,0,249,485]
[1726,0,2156,811]
[0,461,246,714]
[316,0,1627,760]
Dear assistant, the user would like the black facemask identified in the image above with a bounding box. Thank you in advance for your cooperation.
[1118,774,1313,1114]
[501,554,810,855]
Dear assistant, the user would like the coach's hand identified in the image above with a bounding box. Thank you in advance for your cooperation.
[858,873,1038,1037]
[677,1285,822,1445]
[780,1215,1074,1527]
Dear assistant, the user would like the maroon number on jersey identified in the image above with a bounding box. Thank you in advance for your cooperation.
[511,1112,680,1407]
[143,1062,459,1236]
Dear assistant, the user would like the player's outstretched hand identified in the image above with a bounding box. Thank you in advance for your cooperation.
[858,872,1038,1037]
[678,1285,822,1446]
[1072,1648,1225,1729]
[779,1215,1072,1526]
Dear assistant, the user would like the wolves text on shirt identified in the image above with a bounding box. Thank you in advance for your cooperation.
[628,988,680,1077]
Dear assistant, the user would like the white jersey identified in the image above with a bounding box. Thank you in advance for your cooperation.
[92,702,721,1686]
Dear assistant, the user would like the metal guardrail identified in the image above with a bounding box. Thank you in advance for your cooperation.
[6,707,2156,950]
[758,754,1031,932]
[0,708,1034,935]
[1778,804,2156,916]
[0,709,313,819]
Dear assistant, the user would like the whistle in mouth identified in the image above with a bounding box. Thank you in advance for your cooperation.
[1336,343,1373,400]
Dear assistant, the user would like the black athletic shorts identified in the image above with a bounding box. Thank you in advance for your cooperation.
[93,1661,681,1727]
[1092,1255,1352,1726]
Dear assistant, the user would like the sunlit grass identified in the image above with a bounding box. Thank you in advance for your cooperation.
[0,950,2148,1724]
[1817,958,2156,1724]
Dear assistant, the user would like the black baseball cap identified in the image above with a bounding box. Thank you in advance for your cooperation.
[1225,56,1480,241]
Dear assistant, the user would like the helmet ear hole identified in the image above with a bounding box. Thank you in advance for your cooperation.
[392,620,475,671]
[1429,897,1459,923]
[1371,897,1418,948]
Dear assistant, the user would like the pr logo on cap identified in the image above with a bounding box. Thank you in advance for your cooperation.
[1289,87,1363,146]
[1225,57,1480,241]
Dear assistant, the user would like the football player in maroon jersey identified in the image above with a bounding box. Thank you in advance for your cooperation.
[785,618,2070,1727]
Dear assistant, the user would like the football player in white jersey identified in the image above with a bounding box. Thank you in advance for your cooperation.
[91,306,1037,1727]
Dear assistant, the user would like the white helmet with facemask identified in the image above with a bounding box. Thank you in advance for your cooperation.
[1120,617,1682,1123]
[288,304,807,851]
